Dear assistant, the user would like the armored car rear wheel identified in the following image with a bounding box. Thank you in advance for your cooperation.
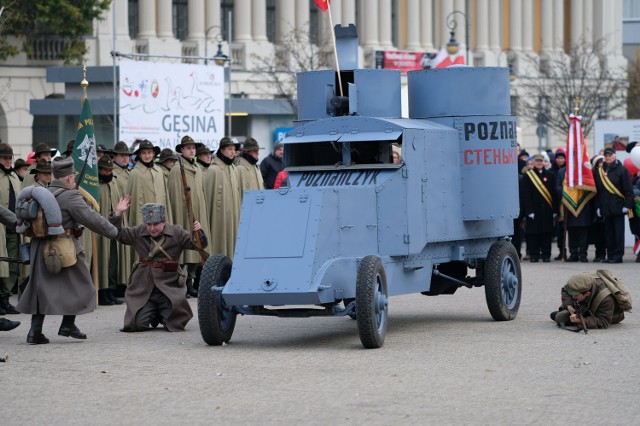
[198,254,237,345]
[484,240,521,321]
[356,256,388,349]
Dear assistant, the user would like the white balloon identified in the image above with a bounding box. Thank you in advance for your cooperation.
[631,146,640,168]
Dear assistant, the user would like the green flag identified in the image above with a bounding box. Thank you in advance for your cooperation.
[72,97,100,211]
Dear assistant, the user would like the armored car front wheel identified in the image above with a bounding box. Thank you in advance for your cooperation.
[198,254,237,345]
[356,256,388,349]
[484,240,521,321]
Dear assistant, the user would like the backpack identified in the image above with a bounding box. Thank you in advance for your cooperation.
[591,269,632,312]
[16,186,65,238]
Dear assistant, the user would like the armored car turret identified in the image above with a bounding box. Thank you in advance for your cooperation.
[198,25,521,348]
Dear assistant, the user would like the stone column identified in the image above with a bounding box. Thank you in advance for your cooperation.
[570,0,583,47]
[295,0,310,33]
[276,0,296,43]
[234,0,253,42]
[509,0,522,50]
[583,0,594,43]
[489,0,501,51]
[553,0,564,51]
[420,0,434,51]
[522,0,533,51]
[115,0,130,37]
[205,0,222,33]
[342,0,356,27]
[379,0,394,49]
[540,0,553,53]
[441,0,454,49]
[475,0,489,51]
[157,0,174,38]
[405,0,420,49]
[362,0,379,49]
[187,0,205,40]
[253,0,268,42]
[137,0,156,38]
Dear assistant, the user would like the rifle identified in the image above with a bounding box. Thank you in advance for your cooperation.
[0,256,29,265]
[178,156,209,264]
[573,301,588,334]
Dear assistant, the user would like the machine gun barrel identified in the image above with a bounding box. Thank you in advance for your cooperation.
[0,256,29,264]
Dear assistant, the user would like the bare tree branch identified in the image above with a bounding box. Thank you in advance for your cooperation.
[249,28,333,116]
[517,38,628,137]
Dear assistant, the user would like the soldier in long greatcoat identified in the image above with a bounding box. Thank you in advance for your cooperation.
[520,154,557,262]
[111,201,206,332]
[236,137,265,197]
[0,143,22,315]
[167,136,210,297]
[96,155,127,305]
[204,137,242,260]
[110,141,132,198]
[157,148,178,186]
[16,157,122,344]
[126,140,173,227]
[21,142,57,189]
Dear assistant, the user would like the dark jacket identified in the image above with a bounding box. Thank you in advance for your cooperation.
[560,279,625,329]
[520,167,557,234]
[555,167,593,227]
[259,153,284,189]
[593,159,634,217]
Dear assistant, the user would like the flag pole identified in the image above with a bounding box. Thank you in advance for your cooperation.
[326,1,344,97]
[81,65,100,299]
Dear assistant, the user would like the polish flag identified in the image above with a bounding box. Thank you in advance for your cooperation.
[634,239,640,256]
[431,47,466,69]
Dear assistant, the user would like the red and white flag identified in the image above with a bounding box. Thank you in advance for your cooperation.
[431,47,466,69]
[562,113,597,217]
[314,0,330,12]
[634,239,640,256]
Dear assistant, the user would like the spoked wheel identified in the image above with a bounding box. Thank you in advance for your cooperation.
[484,241,521,321]
[198,254,237,345]
[355,256,388,349]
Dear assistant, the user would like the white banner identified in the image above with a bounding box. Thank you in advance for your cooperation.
[119,59,225,150]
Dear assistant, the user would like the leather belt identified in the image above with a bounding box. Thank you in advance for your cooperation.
[64,228,83,237]
[139,259,165,268]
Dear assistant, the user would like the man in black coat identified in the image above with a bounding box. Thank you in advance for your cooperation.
[556,167,593,262]
[593,148,635,263]
[260,142,284,189]
[520,154,557,262]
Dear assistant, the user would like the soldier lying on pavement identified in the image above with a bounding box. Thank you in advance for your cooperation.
[109,198,207,332]
[550,273,625,331]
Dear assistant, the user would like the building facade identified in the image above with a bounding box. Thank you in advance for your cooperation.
[0,0,629,159]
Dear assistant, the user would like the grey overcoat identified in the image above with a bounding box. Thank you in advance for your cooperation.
[16,180,119,315]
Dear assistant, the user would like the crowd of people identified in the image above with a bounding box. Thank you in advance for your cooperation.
[514,143,640,264]
[0,136,285,341]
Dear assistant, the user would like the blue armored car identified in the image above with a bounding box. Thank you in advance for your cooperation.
[198,25,521,348]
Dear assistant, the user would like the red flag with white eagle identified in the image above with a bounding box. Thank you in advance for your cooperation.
[314,0,330,12]
[561,113,597,217]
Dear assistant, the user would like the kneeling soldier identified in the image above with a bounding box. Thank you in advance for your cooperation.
[110,200,207,332]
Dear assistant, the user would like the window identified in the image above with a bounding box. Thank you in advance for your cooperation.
[173,0,188,41]
[128,0,139,38]
[221,0,234,42]
[310,3,319,44]
[267,0,276,42]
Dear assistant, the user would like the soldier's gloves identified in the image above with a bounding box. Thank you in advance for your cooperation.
[528,213,535,220]
[596,208,601,217]
[622,207,629,214]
